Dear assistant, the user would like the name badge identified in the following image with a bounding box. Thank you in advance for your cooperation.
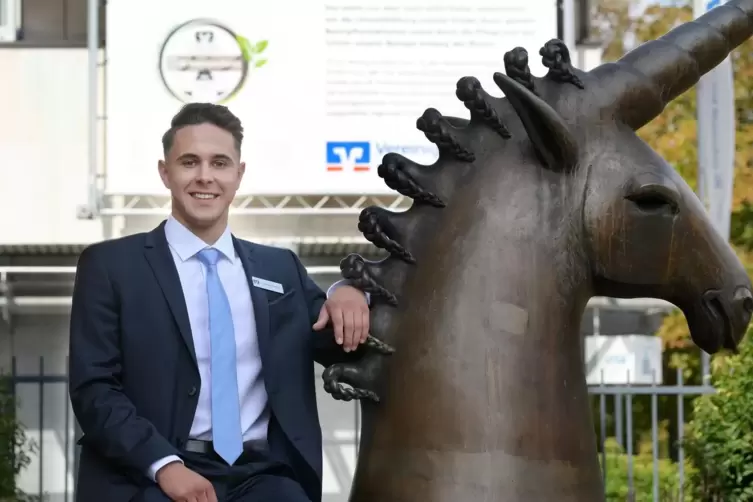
[252,276,284,294]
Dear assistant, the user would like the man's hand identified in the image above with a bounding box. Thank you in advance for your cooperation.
[156,462,217,502]
[313,285,369,352]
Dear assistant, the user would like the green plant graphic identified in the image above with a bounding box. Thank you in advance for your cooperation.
[217,35,269,103]
[236,35,268,69]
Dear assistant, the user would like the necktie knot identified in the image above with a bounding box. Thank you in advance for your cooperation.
[197,248,221,267]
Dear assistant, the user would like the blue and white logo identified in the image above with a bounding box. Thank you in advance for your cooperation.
[326,142,371,172]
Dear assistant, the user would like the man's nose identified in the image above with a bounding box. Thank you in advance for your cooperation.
[196,164,213,182]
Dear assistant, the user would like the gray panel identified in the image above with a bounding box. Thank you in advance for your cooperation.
[20,0,65,41]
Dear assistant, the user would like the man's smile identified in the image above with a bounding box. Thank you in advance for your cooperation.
[190,192,219,200]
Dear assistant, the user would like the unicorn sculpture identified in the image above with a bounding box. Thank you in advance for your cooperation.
[323,1,753,500]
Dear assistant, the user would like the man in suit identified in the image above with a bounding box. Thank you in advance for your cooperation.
[69,103,370,502]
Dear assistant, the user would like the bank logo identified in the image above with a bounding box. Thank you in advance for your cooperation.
[326,142,371,172]
[158,19,268,104]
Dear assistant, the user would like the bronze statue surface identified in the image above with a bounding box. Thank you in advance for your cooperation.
[324,2,753,500]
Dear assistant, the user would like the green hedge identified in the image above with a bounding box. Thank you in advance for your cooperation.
[684,329,753,501]
[601,438,691,501]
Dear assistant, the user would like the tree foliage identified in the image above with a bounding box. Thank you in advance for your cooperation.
[601,438,694,501]
[0,378,39,502]
[684,330,753,501]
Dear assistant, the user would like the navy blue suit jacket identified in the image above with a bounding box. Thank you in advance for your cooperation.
[69,222,353,502]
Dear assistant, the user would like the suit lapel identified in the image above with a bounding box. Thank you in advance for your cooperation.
[233,237,273,372]
[143,221,197,368]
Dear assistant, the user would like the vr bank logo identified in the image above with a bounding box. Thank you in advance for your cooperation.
[326,142,371,172]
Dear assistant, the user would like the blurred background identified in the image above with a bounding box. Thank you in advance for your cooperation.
[0,0,751,500]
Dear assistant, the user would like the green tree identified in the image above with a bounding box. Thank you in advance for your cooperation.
[0,377,39,502]
[684,330,753,501]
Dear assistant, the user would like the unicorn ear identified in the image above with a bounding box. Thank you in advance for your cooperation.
[493,72,579,172]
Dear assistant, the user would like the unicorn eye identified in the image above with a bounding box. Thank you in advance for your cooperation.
[625,183,679,214]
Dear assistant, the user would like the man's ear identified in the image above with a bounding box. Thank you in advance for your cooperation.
[493,72,579,172]
[158,160,170,189]
[237,161,246,189]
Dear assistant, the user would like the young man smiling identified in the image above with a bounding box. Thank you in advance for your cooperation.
[69,103,370,502]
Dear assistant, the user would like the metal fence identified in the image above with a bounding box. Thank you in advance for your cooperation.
[590,367,715,501]
[3,357,76,502]
[2,358,712,502]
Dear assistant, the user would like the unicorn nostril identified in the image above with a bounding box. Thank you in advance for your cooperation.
[744,297,753,315]
[733,287,753,315]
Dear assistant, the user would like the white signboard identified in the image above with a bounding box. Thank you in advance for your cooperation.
[105,0,557,195]
[584,335,663,386]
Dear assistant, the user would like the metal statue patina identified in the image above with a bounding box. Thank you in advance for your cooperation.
[323,1,753,500]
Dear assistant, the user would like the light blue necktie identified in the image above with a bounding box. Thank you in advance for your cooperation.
[197,248,243,465]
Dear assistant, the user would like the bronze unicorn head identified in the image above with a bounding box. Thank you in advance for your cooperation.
[323,2,753,500]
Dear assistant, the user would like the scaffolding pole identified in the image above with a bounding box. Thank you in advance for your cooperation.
[81,0,100,219]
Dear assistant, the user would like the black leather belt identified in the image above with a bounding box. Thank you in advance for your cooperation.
[184,438,268,455]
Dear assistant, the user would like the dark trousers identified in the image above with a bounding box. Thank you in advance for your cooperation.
[134,445,311,502]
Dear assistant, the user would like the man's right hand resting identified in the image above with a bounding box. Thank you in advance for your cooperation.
[156,462,218,502]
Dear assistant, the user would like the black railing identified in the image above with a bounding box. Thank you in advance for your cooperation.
[3,356,77,502]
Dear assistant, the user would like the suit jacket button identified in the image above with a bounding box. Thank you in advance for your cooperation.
[188,386,197,397]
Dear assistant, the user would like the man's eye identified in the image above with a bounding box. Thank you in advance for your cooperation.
[182,160,196,167]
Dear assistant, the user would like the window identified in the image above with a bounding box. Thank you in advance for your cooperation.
[0,0,20,42]
[0,0,106,46]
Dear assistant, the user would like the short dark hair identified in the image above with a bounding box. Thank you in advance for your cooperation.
[161,103,244,156]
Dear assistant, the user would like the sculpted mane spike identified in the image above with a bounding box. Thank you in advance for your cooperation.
[377,153,445,208]
[323,1,753,500]
[341,254,399,307]
[416,108,475,161]
[590,0,753,129]
[503,47,537,93]
[540,39,585,89]
[357,207,415,263]
[455,76,511,138]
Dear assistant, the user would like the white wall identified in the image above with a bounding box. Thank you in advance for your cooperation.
[0,48,104,245]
